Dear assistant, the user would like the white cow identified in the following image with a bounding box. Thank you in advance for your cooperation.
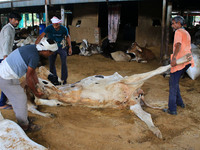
[14,36,36,47]
[0,111,47,150]
[27,54,192,139]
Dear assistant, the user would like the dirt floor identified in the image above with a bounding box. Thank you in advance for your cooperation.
[1,46,200,150]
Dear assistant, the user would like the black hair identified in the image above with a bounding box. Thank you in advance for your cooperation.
[47,39,56,44]
[9,12,22,21]
[171,15,185,26]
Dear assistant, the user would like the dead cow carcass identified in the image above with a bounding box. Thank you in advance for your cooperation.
[127,42,156,63]
[34,54,192,139]
[0,111,47,150]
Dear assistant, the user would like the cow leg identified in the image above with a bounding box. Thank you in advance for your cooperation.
[121,65,171,84]
[122,54,192,84]
[27,103,55,118]
[34,97,68,107]
[0,112,4,121]
[130,103,162,139]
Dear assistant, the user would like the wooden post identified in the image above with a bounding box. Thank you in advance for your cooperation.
[160,0,166,60]
[0,14,1,30]
[164,2,172,59]
[61,5,65,26]
[32,13,34,27]
[45,0,49,26]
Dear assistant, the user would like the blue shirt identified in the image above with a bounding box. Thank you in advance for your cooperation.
[6,45,39,78]
[44,24,69,48]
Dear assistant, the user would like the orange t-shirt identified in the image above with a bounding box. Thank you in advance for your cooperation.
[170,28,194,73]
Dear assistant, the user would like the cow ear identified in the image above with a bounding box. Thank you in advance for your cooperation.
[131,42,136,48]
[136,46,142,52]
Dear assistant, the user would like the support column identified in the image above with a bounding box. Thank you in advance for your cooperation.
[45,0,49,26]
[32,13,34,27]
[160,0,167,60]
[164,2,172,59]
[61,5,65,26]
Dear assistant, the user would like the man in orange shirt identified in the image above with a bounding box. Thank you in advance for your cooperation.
[163,16,194,115]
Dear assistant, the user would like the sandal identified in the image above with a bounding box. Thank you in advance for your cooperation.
[22,123,42,132]
[28,116,37,124]
[0,104,12,110]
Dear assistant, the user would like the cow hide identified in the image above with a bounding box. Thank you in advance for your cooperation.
[0,111,47,150]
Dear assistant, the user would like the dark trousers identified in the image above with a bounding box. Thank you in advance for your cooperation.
[49,47,68,82]
[168,64,191,111]
[0,59,7,106]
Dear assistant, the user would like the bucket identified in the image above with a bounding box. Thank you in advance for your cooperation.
[39,24,46,34]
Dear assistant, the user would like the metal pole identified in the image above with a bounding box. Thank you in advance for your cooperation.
[160,0,167,60]
[0,14,2,30]
[61,5,65,26]
[32,12,34,27]
[45,0,48,27]
[165,2,172,59]
[11,2,13,10]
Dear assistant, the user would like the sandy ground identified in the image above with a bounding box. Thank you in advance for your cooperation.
[1,46,200,150]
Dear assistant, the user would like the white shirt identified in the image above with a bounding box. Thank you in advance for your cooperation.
[0,23,15,59]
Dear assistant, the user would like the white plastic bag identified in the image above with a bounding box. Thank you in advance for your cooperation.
[186,44,200,80]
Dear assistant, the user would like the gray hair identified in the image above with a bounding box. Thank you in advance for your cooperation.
[171,15,185,26]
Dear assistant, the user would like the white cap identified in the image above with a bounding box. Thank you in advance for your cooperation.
[51,16,61,24]
[36,37,58,52]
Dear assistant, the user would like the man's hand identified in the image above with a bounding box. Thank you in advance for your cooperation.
[34,91,44,98]
[68,47,72,55]
[171,42,181,67]
[3,55,7,59]
[171,57,177,67]
[26,66,42,97]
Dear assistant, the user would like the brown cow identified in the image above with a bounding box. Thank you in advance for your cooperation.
[127,42,156,63]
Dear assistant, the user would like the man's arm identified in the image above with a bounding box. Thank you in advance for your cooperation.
[35,32,46,44]
[26,66,43,98]
[66,35,72,55]
[2,27,14,58]
[171,42,181,67]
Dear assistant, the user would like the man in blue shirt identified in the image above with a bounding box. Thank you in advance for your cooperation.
[0,38,58,131]
[35,16,72,85]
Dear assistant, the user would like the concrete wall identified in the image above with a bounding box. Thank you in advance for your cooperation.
[135,1,162,47]
[69,3,100,44]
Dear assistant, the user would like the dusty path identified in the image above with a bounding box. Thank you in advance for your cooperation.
[1,47,200,150]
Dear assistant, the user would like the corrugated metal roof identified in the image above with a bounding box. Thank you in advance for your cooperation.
[51,0,137,4]
[0,0,138,8]
[0,0,29,3]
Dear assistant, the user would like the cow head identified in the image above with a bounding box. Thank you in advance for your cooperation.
[126,42,143,62]
[79,39,89,55]
[128,42,143,53]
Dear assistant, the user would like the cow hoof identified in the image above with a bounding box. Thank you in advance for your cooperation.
[56,102,68,106]
[155,130,162,139]
[46,113,56,118]
[50,113,56,118]
[150,126,162,139]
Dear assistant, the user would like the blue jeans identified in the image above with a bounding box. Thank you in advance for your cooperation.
[0,59,7,106]
[168,64,191,111]
[49,47,68,83]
